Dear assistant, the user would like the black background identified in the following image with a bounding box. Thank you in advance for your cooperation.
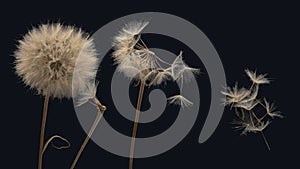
[3,1,299,169]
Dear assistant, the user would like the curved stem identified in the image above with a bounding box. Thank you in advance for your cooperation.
[38,95,49,169]
[42,135,70,153]
[129,81,145,169]
[70,98,106,169]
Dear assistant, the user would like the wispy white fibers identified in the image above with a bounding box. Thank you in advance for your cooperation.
[72,39,100,107]
[167,95,193,107]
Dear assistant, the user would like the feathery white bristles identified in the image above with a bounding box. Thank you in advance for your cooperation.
[234,99,259,111]
[167,51,200,82]
[167,95,193,107]
[234,120,271,135]
[245,69,270,85]
[221,83,251,106]
[263,98,283,119]
[72,39,100,107]
[14,23,91,99]
[115,21,149,42]
[113,21,199,87]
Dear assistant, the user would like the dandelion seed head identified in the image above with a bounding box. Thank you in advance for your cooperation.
[113,21,149,64]
[14,23,92,98]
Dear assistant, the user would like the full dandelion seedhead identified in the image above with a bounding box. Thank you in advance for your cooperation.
[14,23,93,99]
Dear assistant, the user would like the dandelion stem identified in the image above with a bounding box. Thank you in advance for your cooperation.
[260,131,271,151]
[249,82,255,91]
[38,95,49,169]
[42,135,70,153]
[241,108,245,121]
[70,98,106,169]
[129,81,145,169]
[252,112,262,124]
[139,38,148,49]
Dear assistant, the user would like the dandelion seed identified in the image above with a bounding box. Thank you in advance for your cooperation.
[221,83,251,106]
[167,95,193,107]
[245,69,270,85]
[166,51,200,82]
[234,119,271,135]
[245,120,271,134]
[239,84,259,104]
[263,98,283,119]
[235,99,260,111]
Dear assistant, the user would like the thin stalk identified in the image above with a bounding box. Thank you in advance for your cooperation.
[70,98,106,169]
[241,108,245,121]
[129,81,146,169]
[38,95,49,169]
[260,131,271,151]
[42,135,71,153]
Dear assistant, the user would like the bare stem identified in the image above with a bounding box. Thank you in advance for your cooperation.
[241,108,245,121]
[42,135,70,153]
[260,131,271,151]
[38,95,49,169]
[129,81,145,169]
[70,98,106,169]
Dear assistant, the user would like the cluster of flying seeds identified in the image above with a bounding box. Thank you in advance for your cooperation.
[112,21,199,107]
[222,69,283,150]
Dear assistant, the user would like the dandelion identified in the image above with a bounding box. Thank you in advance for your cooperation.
[222,69,283,151]
[245,69,270,85]
[112,21,199,169]
[14,23,105,169]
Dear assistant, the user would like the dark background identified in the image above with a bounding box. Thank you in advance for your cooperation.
[3,1,299,169]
